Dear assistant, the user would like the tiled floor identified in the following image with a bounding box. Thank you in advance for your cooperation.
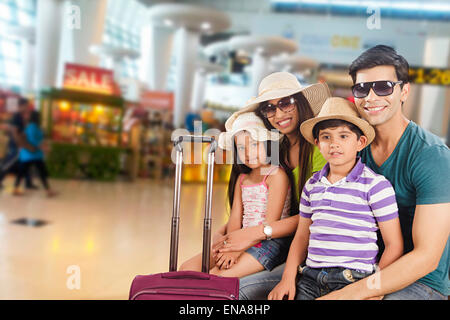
[0,177,229,299]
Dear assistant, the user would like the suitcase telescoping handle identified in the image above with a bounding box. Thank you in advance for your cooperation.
[169,135,218,273]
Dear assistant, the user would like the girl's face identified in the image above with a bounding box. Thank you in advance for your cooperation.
[264,96,300,135]
[234,131,267,169]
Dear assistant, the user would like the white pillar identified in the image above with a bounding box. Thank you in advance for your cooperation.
[21,39,35,94]
[36,0,63,90]
[419,37,450,137]
[173,28,199,128]
[191,69,207,113]
[140,25,174,91]
[251,49,270,96]
[103,56,121,81]
[57,0,108,86]
[70,0,107,66]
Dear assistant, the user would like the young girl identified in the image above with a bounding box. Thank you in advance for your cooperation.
[213,72,330,255]
[179,112,298,278]
[13,111,57,197]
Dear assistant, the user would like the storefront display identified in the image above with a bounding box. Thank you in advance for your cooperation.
[134,90,174,181]
[0,90,22,158]
[39,88,125,181]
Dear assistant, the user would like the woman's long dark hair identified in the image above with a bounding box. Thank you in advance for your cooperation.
[255,91,315,202]
[226,136,298,218]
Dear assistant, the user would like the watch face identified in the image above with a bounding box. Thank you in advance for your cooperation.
[264,225,272,236]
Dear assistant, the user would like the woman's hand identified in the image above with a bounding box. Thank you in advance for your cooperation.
[212,226,263,254]
[268,279,296,300]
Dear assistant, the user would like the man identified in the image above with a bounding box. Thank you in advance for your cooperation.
[0,97,37,189]
[319,45,449,300]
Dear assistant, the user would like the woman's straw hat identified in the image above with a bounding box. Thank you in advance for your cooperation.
[300,97,375,145]
[218,112,282,151]
[228,72,331,126]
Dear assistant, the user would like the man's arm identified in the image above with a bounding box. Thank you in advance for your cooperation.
[318,202,450,299]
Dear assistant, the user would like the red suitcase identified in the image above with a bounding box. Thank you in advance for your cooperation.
[129,135,239,300]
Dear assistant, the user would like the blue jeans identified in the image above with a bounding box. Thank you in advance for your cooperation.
[245,237,292,271]
[383,281,447,300]
[239,263,285,300]
[239,264,448,300]
[295,266,372,300]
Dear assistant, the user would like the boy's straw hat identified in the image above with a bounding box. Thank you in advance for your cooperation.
[226,72,331,125]
[218,112,282,151]
[300,97,375,145]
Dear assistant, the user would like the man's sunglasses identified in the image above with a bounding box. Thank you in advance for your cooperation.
[260,96,296,119]
[351,80,403,98]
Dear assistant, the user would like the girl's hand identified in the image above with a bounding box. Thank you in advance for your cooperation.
[268,279,296,300]
[212,226,262,254]
[215,251,242,270]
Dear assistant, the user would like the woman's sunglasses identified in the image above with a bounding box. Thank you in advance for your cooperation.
[260,96,296,119]
[351,80,403,98]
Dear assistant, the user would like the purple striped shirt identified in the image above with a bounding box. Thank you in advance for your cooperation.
[299,158,399,272]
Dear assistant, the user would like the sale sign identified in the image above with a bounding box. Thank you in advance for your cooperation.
[63,63,120,95]
[140,90,174,110]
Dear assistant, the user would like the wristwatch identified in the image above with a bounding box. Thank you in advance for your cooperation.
[262,222,272,240]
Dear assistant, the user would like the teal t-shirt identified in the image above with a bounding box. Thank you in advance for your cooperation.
[19,123,44,162]
[360,121,450,296]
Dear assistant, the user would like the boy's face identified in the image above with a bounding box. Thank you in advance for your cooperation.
[354,65,409,127]
[234,131,267,169]
[315,125,367,167]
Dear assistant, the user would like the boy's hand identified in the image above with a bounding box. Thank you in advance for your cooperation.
[268,279,296,300]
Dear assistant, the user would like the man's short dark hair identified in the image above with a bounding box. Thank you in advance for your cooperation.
[313,119,364,141]
[349,45,409,84]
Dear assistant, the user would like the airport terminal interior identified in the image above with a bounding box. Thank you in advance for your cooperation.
[0,0,449,299]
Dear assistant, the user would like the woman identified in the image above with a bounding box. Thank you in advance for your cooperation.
[212,72,331,299]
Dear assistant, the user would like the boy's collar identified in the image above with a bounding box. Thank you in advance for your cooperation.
[313,157,364,184]
[346,157,365,182]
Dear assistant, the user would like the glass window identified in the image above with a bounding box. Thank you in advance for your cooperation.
[102,0,145,79]
[0,0,36,88]
[1,39,20,58]
[0,3,11,21]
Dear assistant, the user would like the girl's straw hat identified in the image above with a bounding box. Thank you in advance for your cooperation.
[300,97,375,145]
[227,72,331,126]
[218,112,283,151]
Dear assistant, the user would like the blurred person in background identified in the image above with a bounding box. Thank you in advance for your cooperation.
[12,110,57,198]
[0,98,37,190]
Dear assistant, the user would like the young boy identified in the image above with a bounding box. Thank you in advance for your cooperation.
[268,97,404,300]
